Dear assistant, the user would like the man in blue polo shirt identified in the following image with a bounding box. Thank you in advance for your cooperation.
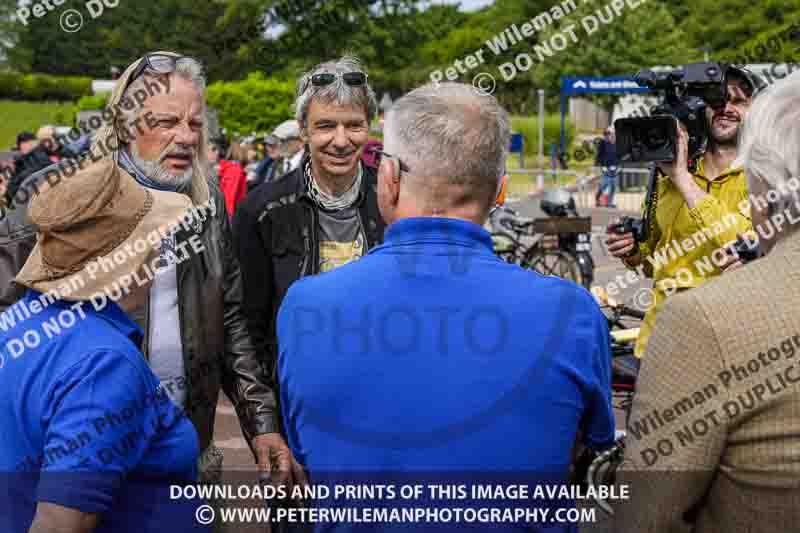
[277,82,614,531]
[0,157,205,532]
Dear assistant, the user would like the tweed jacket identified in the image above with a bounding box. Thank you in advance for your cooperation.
[615,231,800,533]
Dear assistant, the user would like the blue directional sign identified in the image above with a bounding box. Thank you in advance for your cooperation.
[559,76,654,152]
[561,76,652,95]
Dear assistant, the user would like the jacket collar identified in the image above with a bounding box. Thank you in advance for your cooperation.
[380,217,494,253]
[695,154,744,184]
[24,289,143,346]
[294,154,371,206]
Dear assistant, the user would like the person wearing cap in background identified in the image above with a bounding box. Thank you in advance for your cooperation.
[36,126,61,164]
[0,156,208,532]
[264,119,304,183]
[605,66,765,358]
[251,133,281,191]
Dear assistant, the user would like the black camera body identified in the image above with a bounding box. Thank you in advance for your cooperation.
[732,236,760,263]
[615,62,729,163]
[610,216,646,244]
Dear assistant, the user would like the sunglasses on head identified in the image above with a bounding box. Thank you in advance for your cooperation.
[303,71,368,93]
[122,53,197,93]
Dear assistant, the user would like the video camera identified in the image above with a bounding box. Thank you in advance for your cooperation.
[615,62,731,163]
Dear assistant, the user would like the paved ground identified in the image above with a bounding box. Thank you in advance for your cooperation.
[210,193,650,531]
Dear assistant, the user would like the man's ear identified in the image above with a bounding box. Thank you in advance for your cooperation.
[494,174,508,206]
[378,157,400,199]
[299,121,309,144]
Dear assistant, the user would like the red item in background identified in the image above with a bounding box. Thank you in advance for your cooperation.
[218,159,247,218]
[361,139,383,170]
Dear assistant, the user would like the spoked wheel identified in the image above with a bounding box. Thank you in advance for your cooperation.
[522,249,583,285]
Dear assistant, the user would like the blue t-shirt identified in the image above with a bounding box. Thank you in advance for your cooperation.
[278,217,614,532]
[0,290,207,532]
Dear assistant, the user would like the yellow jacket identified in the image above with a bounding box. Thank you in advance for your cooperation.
[629,157,753,356]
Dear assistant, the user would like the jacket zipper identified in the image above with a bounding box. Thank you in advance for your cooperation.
[309,204,320,276]
[143,293,151,361]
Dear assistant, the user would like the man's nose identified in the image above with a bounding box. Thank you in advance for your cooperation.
[173,122,198,146]
[332,125,349,148]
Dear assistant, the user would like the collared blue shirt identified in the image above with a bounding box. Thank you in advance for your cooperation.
[278,217,614,532]
[0,290,206,532]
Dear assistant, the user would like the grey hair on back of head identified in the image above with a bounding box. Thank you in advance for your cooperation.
[739,70,800,234]
[384,82,510,205]
[295,55,378,125]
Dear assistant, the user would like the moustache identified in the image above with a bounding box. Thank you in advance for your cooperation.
[160,150,195,161]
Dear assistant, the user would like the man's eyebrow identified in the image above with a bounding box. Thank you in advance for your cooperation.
[149,112,180,120]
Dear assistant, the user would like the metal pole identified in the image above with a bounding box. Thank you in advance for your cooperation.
[537,89,545,191]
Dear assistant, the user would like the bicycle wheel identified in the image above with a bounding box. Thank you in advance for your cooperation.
[522,248,582,285]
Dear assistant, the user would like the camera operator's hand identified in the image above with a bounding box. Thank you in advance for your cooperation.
[656,120,707,209]
[656,121,692,182]
[605,221,640,263]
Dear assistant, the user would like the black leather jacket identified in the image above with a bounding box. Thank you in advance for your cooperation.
[232,157,386,435]
[127,180,270,452]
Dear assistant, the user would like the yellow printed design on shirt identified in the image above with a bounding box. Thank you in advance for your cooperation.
[319,238,364,273]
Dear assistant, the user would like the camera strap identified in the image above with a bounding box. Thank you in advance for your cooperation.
[638,163,661,245]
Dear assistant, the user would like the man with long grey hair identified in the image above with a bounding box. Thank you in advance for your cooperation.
[616,71,800,533]
[276,82,614,527]
[233,55,386,441]
[103,52,305,503]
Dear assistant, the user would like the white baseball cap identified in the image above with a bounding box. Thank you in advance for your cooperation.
[273,120,301,140]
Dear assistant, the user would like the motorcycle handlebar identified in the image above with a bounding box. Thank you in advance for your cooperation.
[618,305,645,320]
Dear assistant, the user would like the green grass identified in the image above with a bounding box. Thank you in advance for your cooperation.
[0,100,76,150]
[510,114,575,159]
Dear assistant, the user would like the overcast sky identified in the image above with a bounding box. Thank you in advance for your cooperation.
[441,0,495,10]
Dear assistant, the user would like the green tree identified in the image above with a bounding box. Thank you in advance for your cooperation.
[7,0,266,80]
[683,0,800,59]
[497,0,696,112]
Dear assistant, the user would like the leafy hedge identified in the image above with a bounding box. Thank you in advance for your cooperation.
[206,72,295,135]
[0,72,92,101]
[510,115,574,158]
[75,94,109,113]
